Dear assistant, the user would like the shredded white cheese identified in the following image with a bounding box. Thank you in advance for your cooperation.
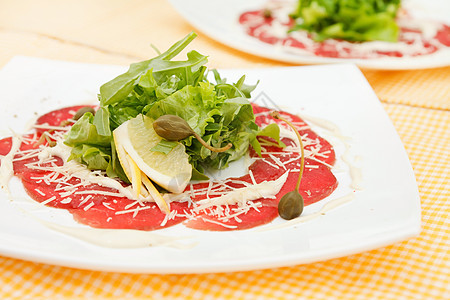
[194,172,289,211]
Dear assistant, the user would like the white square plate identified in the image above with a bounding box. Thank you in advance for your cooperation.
[0,57,420,273]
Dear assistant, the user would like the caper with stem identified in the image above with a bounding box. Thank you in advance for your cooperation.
[270,111,305,220]
[153,115,232,153]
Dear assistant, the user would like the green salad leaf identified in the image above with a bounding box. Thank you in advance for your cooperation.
[64,112,128,181]
[290,0,401,42]
[65,32,283,181]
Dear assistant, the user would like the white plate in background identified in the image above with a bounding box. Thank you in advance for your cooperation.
[168,0,450,70]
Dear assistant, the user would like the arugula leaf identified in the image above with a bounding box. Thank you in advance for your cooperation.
[98,32,198,107]
[290,0,401,42]
[95,32,205,135]
[251,123,286,156]
[212,69,259,99]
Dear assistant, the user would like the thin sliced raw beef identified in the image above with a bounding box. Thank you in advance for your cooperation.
[35,105,92,129]
[70,199,189,231]
[3,104,338,231]
[184,105,338,230]
[239,8,450,59]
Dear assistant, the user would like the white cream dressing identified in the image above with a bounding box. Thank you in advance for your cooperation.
[10,206,193,249]
[0,135,22,193]
[341,146,363,190]
[298,114,347,140]
[259,192,356,231]
[41,220,194,249]
[298,113,362,190]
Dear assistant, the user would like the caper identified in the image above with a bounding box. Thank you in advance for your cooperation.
[153,115,232,153]
[73,106,96,120]
[263,9,272,18]
[270,111,306,220]
[278,190,304,220]
[153,115,194,141]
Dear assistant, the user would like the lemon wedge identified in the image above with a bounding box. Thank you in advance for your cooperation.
[113,115,192,209]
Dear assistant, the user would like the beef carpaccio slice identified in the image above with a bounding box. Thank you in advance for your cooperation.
[184,105,338,230]
[0,104,338,231]
[239,9,450,59]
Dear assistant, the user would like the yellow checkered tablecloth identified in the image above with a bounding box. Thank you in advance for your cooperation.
[362,67,450,110]
[0,66,449,299]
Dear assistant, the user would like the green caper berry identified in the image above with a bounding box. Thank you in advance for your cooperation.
[153,115,233,153]
[153,115,194,141]
[73,106,96,120]
[278,190,304,220]
[263,9,272,18]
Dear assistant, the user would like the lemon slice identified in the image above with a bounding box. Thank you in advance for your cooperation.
[113,114,192,196]
[126,154,142,198]
[117,149,169,213]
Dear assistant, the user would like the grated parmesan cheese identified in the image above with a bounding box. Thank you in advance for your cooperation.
[194,172,289,211]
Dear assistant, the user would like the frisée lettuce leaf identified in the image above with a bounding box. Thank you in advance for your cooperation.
[64,112,128,181]
[65,32,283,181]
[290,0,401,42]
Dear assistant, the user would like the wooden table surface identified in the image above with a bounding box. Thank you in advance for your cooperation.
[0,0,449,299]
[0,0,288,68]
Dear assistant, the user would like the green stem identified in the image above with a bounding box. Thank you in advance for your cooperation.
[192,132,232,153]
[270,111,305,191]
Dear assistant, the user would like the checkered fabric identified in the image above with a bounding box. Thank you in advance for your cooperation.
[0,70,449,299]
[363,67,450,110]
